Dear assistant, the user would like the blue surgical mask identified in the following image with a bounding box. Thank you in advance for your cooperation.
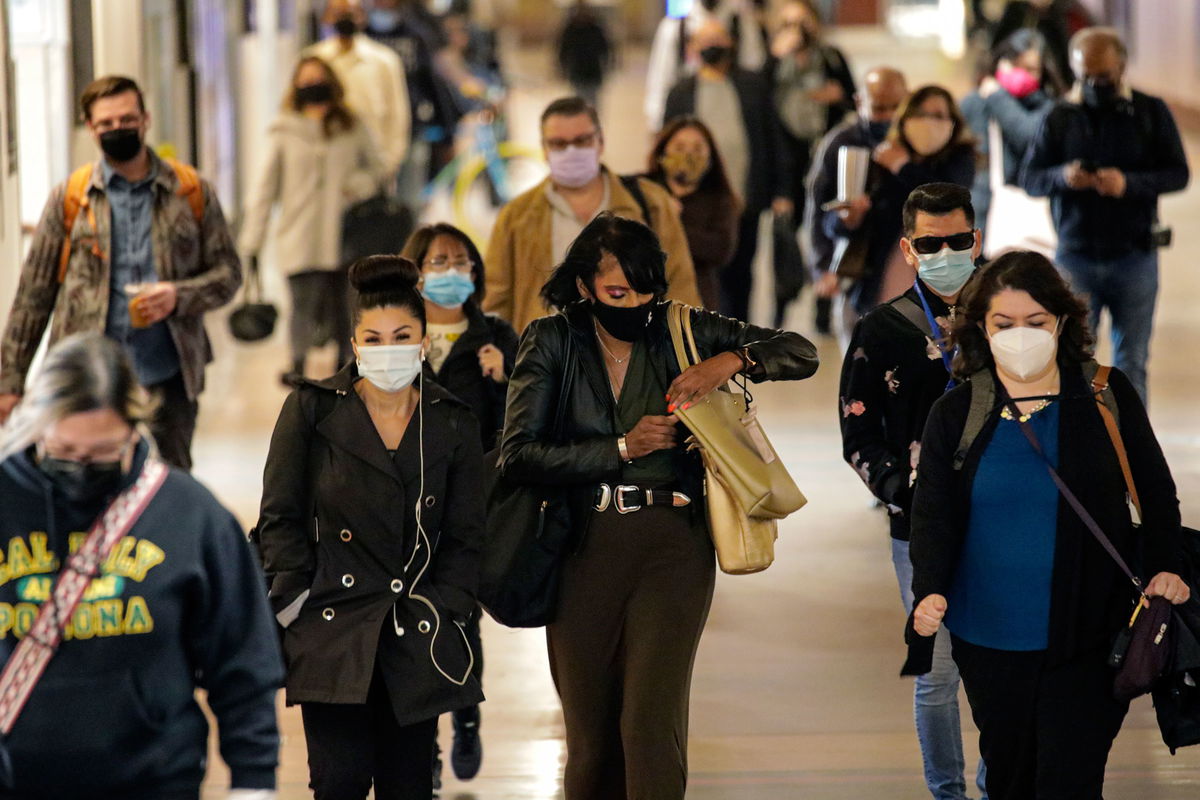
[916,247,976,297]
[422,270,476,308]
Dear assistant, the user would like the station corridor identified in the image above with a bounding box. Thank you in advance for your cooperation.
[185,24,1200,800]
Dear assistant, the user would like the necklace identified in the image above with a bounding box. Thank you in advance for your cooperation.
[593,319,630,365]
[1000,398,1054,423]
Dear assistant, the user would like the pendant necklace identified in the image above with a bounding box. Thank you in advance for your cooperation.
[593,319,628,364]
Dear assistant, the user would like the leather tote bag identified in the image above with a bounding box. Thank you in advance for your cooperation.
[479,324,577,627]
[666,303,806,574]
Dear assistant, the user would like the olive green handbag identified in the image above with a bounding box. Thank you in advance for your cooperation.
[666,302,806,574]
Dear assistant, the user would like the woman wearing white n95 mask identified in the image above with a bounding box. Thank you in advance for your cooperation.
[256,255,485,800]
[903,250,1189,798]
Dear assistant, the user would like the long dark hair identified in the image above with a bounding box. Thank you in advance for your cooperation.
[951,250,1094,380]
[284,56,357,138]
[540,213,669,311]
[401,223,488,305]
[991,28,1067,98]
[888,84,976,162]
[348,255,427,332]
[647,115,743,212]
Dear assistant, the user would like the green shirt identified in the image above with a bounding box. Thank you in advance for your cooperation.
[615,339,676,485]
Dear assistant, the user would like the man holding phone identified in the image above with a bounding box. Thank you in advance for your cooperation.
[1021,27,1188,402]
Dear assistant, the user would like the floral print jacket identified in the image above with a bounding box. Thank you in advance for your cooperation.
[0,151,242,399]
[838,284,956,540]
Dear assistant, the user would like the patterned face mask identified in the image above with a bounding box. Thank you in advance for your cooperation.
[659,151,710,187]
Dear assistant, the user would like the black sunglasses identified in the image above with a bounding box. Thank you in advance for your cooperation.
[909,232,975,255]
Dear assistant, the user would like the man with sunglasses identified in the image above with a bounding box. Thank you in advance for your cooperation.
[839,182,988,800]
[1021,27,1189,403]
[485,96,700,332]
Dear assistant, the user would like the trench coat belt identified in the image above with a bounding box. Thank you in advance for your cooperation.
[592,483,692,514]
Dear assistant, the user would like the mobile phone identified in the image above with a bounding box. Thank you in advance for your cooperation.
[667,0,694,19]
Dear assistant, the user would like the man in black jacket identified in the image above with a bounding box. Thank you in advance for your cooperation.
[1021,27,1189,403]
[663,18,791,322]
[838,183,986,800]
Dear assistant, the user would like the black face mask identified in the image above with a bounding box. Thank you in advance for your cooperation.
[295,83,334,106]
[99,128,143,163]
[333,15,359,37]
[1082,78,1118,109]
[590,299,655,343]
[866,120,892,142]
[39,457,124,503]
[699,46,732,67]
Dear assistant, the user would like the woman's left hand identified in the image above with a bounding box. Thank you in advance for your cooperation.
[1145,572,1192,605]
[666,352,743,413]
[478,344,506,383]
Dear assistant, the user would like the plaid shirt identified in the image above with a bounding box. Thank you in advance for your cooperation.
[1,150,242,399]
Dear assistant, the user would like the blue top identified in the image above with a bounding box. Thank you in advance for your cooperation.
[945,402,1060,651]
[101,159,181,387]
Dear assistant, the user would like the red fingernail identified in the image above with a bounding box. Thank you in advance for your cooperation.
[683,402,692,411]
[667,404,676,413]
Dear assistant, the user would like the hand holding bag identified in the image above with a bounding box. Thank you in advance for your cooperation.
[666,302,806,574]
[478,325,577,627]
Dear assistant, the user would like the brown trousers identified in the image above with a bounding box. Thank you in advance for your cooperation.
[547,503,716,800]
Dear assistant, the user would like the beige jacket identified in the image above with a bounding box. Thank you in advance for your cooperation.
[483,170,702,332]
[0,151,242,400]
[239,113,386,274]
[304,35,410,172]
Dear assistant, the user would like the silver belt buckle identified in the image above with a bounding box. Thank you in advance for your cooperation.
[593,483,612,513]
[615,485,643,514]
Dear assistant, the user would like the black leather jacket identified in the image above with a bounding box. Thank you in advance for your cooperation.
[499,301,819,519]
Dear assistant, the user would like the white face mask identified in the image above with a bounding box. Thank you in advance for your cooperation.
[356,343,424,392]
[988,323,1059,381]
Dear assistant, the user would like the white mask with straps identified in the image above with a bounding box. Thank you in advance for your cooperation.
[988,321,1060,381]
[356,344,423,393]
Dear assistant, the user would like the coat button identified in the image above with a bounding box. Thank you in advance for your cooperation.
[322,608,335,621]
[342,574,354,588]
[418,620,432,634]
[340,529,352,542]
[390,579,403,593]
[425,495,436,508]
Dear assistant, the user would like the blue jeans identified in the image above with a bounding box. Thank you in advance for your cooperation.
[1056,248,1159,404]
[893,538,988,800]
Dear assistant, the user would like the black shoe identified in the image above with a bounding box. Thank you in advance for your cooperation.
[451,708,483,780]
[432,749,443,795]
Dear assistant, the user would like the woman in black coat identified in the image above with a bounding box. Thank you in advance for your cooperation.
[257,255,485,800]
[500,213,818,799]
[904,251,1189,799]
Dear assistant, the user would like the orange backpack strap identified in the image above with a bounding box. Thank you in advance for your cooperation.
[57,164,95,283]
[162,157,205,224]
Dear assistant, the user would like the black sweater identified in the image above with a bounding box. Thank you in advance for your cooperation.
[903,361,1183,674]
[839,284,955,540]
[0,441,283,797]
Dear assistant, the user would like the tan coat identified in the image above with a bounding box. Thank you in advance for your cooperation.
[0,151,242,400]
[483,170,702,333]
[238,113,386,275]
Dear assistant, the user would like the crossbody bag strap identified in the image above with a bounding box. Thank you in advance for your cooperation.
[1091,365,1143,522]
[1006,398,1143,593]
[0,459,169,735]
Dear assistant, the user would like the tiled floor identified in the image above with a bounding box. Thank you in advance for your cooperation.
[197,25,1200,800]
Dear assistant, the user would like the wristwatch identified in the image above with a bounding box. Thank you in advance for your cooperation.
[617,434,633,463]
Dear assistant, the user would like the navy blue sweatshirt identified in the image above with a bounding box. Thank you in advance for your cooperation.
[0,440,283,798]
[1020,90,1189,258]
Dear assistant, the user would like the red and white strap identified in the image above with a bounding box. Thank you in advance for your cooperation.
[0,459,168,735]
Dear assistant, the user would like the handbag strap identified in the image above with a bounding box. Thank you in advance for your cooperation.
[1091,366,1143,521]
[552,316,577,442]
[0,459,169,735]
[1005,396,1143,593]
[667,301,698,371]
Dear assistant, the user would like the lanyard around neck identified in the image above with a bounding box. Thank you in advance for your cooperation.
[912,279,956,392]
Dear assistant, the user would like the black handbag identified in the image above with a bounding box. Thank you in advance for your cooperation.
[340,194,414,264]
[478,326,577,628]
[228,256,278,342]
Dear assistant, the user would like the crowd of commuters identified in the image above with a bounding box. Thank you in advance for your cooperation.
[0,1,1194,799]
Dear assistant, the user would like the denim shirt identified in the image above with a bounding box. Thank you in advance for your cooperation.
[101,159,181,386]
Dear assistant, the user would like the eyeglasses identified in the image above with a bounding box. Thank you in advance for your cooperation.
[909,111,952,122]
[909,232,975,255]
[39,434,134,466]
[424,257,474,273]
[544,132,599,152]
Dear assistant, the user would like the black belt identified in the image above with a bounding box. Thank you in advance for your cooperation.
[592,483,692,514]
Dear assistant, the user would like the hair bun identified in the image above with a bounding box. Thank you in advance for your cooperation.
[348,255,421,294]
